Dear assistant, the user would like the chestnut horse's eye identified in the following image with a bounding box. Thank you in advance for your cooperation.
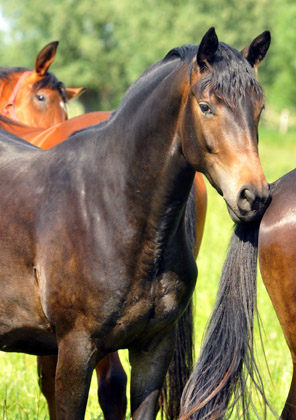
[35,94,47,103]
[199,103,212,115]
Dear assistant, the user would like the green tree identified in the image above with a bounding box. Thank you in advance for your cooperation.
[267,0,296,112]
[0,0,273,111]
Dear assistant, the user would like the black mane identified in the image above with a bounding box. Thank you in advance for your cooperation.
[118,41,262,114]
[0,66,28,79]
[164,44,197,62]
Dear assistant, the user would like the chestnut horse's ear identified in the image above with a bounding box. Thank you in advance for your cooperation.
[241,31,271,68]
[65,87,86,101]
[35,41,59,76]
[196,27,219,71]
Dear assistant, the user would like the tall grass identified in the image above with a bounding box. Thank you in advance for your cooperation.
[0,126,295,419]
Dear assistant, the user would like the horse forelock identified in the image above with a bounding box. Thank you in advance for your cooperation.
[32,73,67,103]
[195,42,263,108]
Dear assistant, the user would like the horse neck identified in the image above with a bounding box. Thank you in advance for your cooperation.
[53,62,195,243]
[118,64,192,178]
[101,64,195,255]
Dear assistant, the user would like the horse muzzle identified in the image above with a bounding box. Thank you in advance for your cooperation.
[226,183,271,223]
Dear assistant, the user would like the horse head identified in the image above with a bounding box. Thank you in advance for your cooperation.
[2,41,85,128]
[180,28,271,222]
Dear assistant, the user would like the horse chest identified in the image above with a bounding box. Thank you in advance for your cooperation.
[110,265,195,349]
[150,270,194,326]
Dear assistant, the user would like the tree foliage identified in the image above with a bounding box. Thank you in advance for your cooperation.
[267,0,296,111]
[0,0,294,113]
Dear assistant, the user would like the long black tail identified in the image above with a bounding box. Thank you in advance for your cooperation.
[179,221,268,420]
[160,186,197,420]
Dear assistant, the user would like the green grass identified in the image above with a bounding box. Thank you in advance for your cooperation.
[0,126,295,419]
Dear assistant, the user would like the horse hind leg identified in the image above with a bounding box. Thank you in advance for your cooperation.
[37,355,58,420]
[96,352,127,420]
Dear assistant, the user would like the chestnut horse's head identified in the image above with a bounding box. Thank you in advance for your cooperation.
[0,41,85,128]
[181,28,271,222]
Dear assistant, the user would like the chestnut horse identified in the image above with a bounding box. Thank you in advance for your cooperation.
[0,110,207,420]
[0,28,270,420]
[0,111,111,148]
[179,169,296,419]
[0,41,83,127]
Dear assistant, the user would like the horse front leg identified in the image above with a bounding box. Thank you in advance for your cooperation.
[129,329,176,420]
[38,351,127,420]
[55,331,98,420]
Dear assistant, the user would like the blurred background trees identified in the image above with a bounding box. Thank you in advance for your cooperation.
[0,0,295,128]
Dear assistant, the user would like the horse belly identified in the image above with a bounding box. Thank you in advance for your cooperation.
[0,269,55,355]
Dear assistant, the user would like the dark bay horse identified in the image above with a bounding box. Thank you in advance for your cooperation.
[0,110,207,420]
[0,28,271,420]
[179,169,296,419]
[0,41,83,127]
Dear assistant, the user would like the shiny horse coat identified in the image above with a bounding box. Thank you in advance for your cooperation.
[0,110,208,420]
[259,169,296,419]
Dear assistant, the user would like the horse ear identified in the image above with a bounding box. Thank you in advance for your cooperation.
[35,41,59,76]
[65,87,86,101]
[196,27,219,71]
[241,31,271,68]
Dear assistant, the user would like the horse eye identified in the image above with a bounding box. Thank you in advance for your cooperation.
[35,94,46,102]
[199,103,212,114]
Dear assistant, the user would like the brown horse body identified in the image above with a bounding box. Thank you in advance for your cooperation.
[0,28,270,420]
[259,169,296,419]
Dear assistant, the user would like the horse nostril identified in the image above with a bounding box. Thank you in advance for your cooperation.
[238,187,255,213]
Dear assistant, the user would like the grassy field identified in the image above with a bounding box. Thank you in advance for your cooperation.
[0,126,295,419]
